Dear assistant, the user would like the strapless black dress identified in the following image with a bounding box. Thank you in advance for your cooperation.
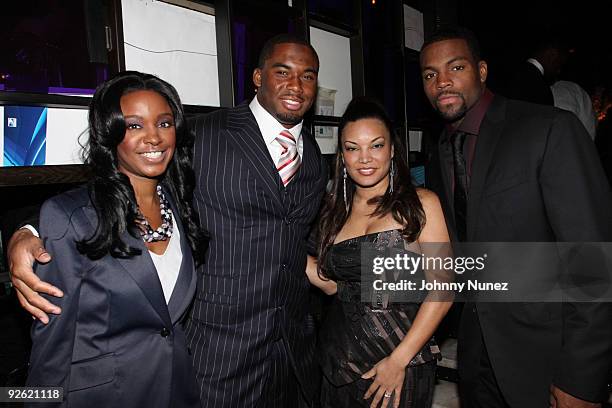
[318,229,440,408]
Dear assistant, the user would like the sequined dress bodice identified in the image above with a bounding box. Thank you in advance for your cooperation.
[318,229,441,386]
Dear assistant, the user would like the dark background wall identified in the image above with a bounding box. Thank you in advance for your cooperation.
[1,0,611,394]
[456,0,610,94]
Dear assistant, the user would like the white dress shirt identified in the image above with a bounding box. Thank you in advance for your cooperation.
[249,96,304,165]
[149,211,182,304]
[24,98,304,244]
[527,58,545,76]
[551,80,597,140]
[25,210,183,305]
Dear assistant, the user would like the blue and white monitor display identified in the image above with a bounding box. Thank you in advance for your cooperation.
[3,106,47,166]
[0,105,87,167]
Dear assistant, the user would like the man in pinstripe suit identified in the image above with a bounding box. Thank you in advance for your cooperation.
[184,35,327,407]
[7,35,327,407]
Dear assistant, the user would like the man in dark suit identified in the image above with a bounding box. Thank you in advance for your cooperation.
[420,27,612,407]
[7,35,327,407]
[503,35,570,106]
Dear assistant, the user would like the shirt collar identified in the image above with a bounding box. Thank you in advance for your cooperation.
[445,88,495,136]
[527,58,545,76]
[249,96,303,145]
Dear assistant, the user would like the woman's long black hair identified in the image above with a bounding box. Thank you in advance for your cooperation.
[316,97,425,277]
[76,71,208,264]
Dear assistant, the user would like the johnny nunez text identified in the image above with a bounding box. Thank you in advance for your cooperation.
[372,279,509,292]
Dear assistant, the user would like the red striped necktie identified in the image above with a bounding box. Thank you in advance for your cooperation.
[276,130,301,186]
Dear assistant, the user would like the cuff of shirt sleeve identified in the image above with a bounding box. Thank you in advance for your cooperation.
[20,224,40,238]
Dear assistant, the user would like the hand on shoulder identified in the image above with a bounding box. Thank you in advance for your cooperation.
[8,228,62,324]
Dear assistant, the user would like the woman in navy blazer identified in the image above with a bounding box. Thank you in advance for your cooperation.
[26,71,207,407]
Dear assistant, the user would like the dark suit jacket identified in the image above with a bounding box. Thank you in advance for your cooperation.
[26,186,200,408]
[427,96,612,405]
[504,61,554,106]
[185,102,327,407]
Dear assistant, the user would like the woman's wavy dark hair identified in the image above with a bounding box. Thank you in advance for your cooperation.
[316,97,425,277]
[76,71,208,264]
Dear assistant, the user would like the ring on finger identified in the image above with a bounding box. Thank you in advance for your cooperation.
[384,391,393,398]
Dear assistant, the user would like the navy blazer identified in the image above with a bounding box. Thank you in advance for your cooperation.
[26,185,200,408]
[185,102,327,407]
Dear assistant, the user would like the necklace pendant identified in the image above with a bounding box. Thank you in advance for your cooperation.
[137,185,174,243]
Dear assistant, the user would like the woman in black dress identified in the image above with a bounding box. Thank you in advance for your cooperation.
[307,97,452,408]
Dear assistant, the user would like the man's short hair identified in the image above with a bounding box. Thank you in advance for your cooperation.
[257,34,319,69]
[422,25,482,62]
[531,31,572,56]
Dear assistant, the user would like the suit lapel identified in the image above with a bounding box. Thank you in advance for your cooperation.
[467,96,506,240]
[226,102,284,211]
[164,189,197,324]
[82,205,172,328]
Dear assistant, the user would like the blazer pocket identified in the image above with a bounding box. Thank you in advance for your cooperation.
[68,353,115,392]
[197,274,236,305]
[483,175,527,197]
[197,292,233,305]
[519,302,561,323]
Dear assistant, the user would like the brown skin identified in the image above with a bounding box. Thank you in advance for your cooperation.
[306,117,453,408]
[118,90,176,188]
[7,230,58,322]
[550,385,601,408]
[419,38,487,127]
[118,90,177,255]
[7,90,179,320]
[341,118,394,193]
[420,38,601,408]
[252,42,318,128]
[8,40,321,322]
[358,189,452,408]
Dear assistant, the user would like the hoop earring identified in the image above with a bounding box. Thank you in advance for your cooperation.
[343,166,349,213]
[389,160,395,193]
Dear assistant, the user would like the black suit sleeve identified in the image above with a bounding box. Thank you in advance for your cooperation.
[539,110,612,401]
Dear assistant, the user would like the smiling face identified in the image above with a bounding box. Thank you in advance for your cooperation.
[116,90,176,184]
[420,38,487,124]
[253,42,318,128]
[341,118,394,192]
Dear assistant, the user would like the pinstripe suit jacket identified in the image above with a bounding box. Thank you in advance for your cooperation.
[186,102,327,407]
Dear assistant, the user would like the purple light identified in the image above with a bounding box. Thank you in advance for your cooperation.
[48,87,95,96]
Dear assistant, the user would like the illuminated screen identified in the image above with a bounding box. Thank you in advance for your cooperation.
[0,105,87,167]
[3,106,47,166]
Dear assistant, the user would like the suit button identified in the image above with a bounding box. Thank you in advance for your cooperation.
[160,327,170,337]
[284,217,292,225]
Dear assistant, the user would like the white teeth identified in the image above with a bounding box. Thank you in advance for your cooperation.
[142,151,162,159]
[283,99,299,105]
